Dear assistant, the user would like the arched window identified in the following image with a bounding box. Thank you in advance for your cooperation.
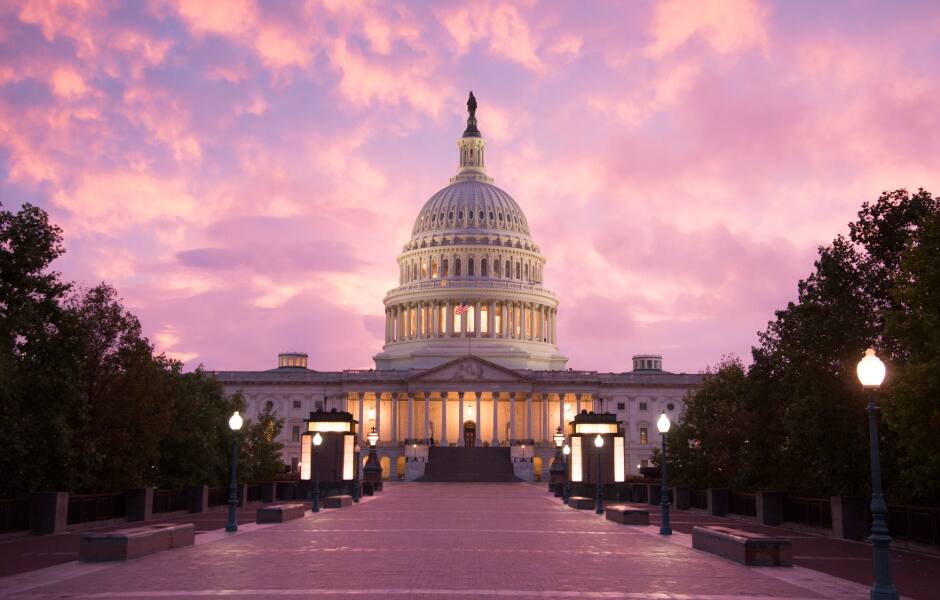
[481,305,489,333]
[481,259,488,277]
[442,259,449,277]
[413,263,418,280]
[495,305,502,336]
[479,210,484,220]
[505,260,511,278]
[421,259,428,279]
[431,259,438,278]
[455,258,462,276]
[516,262,521,279]
[494,260,501,276]
[468,259,475,276]
[525,263,529,280]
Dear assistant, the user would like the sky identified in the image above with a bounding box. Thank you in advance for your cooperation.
[2,0,939,374]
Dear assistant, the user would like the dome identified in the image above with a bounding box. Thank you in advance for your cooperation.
[411,180,532,238]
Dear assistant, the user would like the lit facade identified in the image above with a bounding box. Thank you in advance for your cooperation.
[214,94,701,480]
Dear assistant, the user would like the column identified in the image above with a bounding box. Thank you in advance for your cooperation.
[488,300,495,337]
[445,301,452,336]
[509,393,516,442]
[542,395,549,442]
[525,393,532,441]
[358,393,365,443]
[418,302,424,339]
[390,393,398,442]
[424,394,430,444]
[431,302,438,337]
[475,392,482,447]
[558,393,565,435]
[576,393,582,415]
[408,394,414,441]
[440,393,449,446]
[375,393,382,443]
[492,394,499,446]
[458,395,464,445]
[474,301,482,337]
[397,306,403,342]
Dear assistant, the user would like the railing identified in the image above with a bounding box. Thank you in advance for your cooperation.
[0,497,31,533]
[387,278,557,298]
[152,489,188,514]
[208,487,228,507]
[783,496,832,529]
[729,492,757,517]
[888,504,940,546]
[247,484,263,503]
[67,492,126,525]
[690,489,708,510]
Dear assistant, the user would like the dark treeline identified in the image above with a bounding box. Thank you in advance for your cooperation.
[0,203,284,498]
[665,189,940,506]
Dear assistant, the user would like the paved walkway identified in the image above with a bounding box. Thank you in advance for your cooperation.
[0,483,930,599]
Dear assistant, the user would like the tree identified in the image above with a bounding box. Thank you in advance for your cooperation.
[237,402,285,483]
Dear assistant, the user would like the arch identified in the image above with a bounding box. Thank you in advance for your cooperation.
[396,456,406,480]
[455,258,462,276]
[468,258,475,276]
[505,260,511,278]
[442,258,449,277]
[533,456,543,481]
[421,259,428,279]
[516,262,521,279]
[525,263,529,280]
[380,456,391,480]
[431,259,438,278]
[481,259,488,277]
[413,262,418,280]
[494,260,501,276]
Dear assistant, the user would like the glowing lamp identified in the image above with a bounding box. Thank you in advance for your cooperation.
[228,411,243,431]
[313,432,323,446]
[594,434,604,448]
[553,427,564,447]
[857,348,886,388]
[367,425,379,447]
[563,444,570,456]
[657,412,671,434]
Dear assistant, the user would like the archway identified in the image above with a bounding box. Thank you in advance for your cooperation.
[396,456,406,480]
[463,420,476,447]
[380,456,391,480]
[533,456,543,481]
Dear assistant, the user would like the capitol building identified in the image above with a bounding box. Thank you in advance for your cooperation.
[215,94,701,481]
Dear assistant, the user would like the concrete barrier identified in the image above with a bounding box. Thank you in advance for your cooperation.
[256,503,306,523]
[79,523,194,562]
[692,525,791,566]
[604,504,650,525]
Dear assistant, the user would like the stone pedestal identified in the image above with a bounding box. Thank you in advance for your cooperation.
[831,496,868,540]
[513,460,535,482]
[260,482,276,503]
[708,488,729,517]
[756,491,785,525]
[673,486,691,510]
[186,485,208,513]
[125,488,153,522]
[30,492,68,535]
[404,460,426,481]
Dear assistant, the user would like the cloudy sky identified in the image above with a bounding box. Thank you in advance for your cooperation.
[2,0,939,373]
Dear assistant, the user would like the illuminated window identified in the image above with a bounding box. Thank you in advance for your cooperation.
[525,307,531,337]
[495,306,502,336]
[431,259,438,278]
[640,427,648,445]
[466,306,475,333]
[420,306,427,336]
[514,306,521,337]
[534,310,539,338]
[440,307,446,333]
[421,259,428,278]
[442,259,449,277]
[481,305,488,333]
[454,312,462,332]
[410,308,416,337]
[571,437,583,482]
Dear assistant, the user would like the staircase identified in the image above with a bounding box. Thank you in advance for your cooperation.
[417,446,519,482]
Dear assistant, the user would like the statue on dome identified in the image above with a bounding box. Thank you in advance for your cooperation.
[467,91,477,117]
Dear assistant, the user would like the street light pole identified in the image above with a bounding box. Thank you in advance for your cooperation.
[311,432,322,513]
[657,412,672,535]
[857,349,898,600]
[562,444,571,504]
[594,434,604,515]
[225,410,243,533]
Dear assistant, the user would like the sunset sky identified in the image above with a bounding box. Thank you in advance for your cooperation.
[2,1,939,373]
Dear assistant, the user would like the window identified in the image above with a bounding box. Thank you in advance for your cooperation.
[479,210,484,220]
[617,402,625,410]
[516,262,521,279]
[640,458,649,468]
[265,401,273,411]
[448,211,453,220]
[495,305,502,336]
[421,259,428,278]
[640,427,648,444]
[442,259,449,277]
[468,259,475,276]
[420,305,427,336]
[525,307,531,337]
[455,258,462,276]
[489,211,494,220]
[454,312,462,333]
[291,457,299,472]
[410,307,416,336]
[525,263,529,280]
[291,425,300,442]
[481,259,488,277]
[315,400,323,410]
[440,306,446,333]
[431,259,438,278]
[667,403,675,411]
[293,400,301,409]
[458,211,463,219]
[494,260,501,276]
[639,402,647,411]
[498,213,503,221]
[505,260,511,278]
[413,263,418,280]
[466,306,475,333]
[481,305,488,333]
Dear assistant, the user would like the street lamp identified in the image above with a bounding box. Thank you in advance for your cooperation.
[353,441,361,502]
[225,410,243,533]
[550,427,565,492]
[594,434,604,515]
[657,411,672,535]
[856,348,898,600]
[562,444,571,504]
[311,432,323,513]
[521,443,527,462]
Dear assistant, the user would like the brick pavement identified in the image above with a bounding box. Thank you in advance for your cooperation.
[0,483,911,599]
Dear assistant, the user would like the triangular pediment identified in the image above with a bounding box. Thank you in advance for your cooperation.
[411,356,528,383]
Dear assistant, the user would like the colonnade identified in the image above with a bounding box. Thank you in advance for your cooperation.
[384,300,557,344]
[347,392,592,447]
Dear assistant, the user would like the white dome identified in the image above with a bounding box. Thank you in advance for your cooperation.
[412,180,532,238]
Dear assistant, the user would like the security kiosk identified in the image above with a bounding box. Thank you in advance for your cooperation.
[300,409,360,498]
[566,411,625,498]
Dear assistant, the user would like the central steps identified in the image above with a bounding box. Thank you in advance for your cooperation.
[417,446,519,482]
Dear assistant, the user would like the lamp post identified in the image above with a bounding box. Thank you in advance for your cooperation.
[225,411,243,533]
[550,427,565,492]
[364,425,382,491]
[562,444,571,504]
[657,411,672,535]
[594,434,604,515]
[311,432,323,513]
[353,442,361,502]
[857,348,898,600]
[520,443,527,462]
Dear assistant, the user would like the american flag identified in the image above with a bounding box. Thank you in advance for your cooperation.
[454,302,470,315]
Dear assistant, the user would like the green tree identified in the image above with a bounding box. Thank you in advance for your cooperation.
[237,402,285,483]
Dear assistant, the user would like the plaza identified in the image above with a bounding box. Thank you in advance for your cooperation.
[1,483,936,599]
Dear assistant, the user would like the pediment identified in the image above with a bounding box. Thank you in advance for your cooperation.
[412,356,527,383]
